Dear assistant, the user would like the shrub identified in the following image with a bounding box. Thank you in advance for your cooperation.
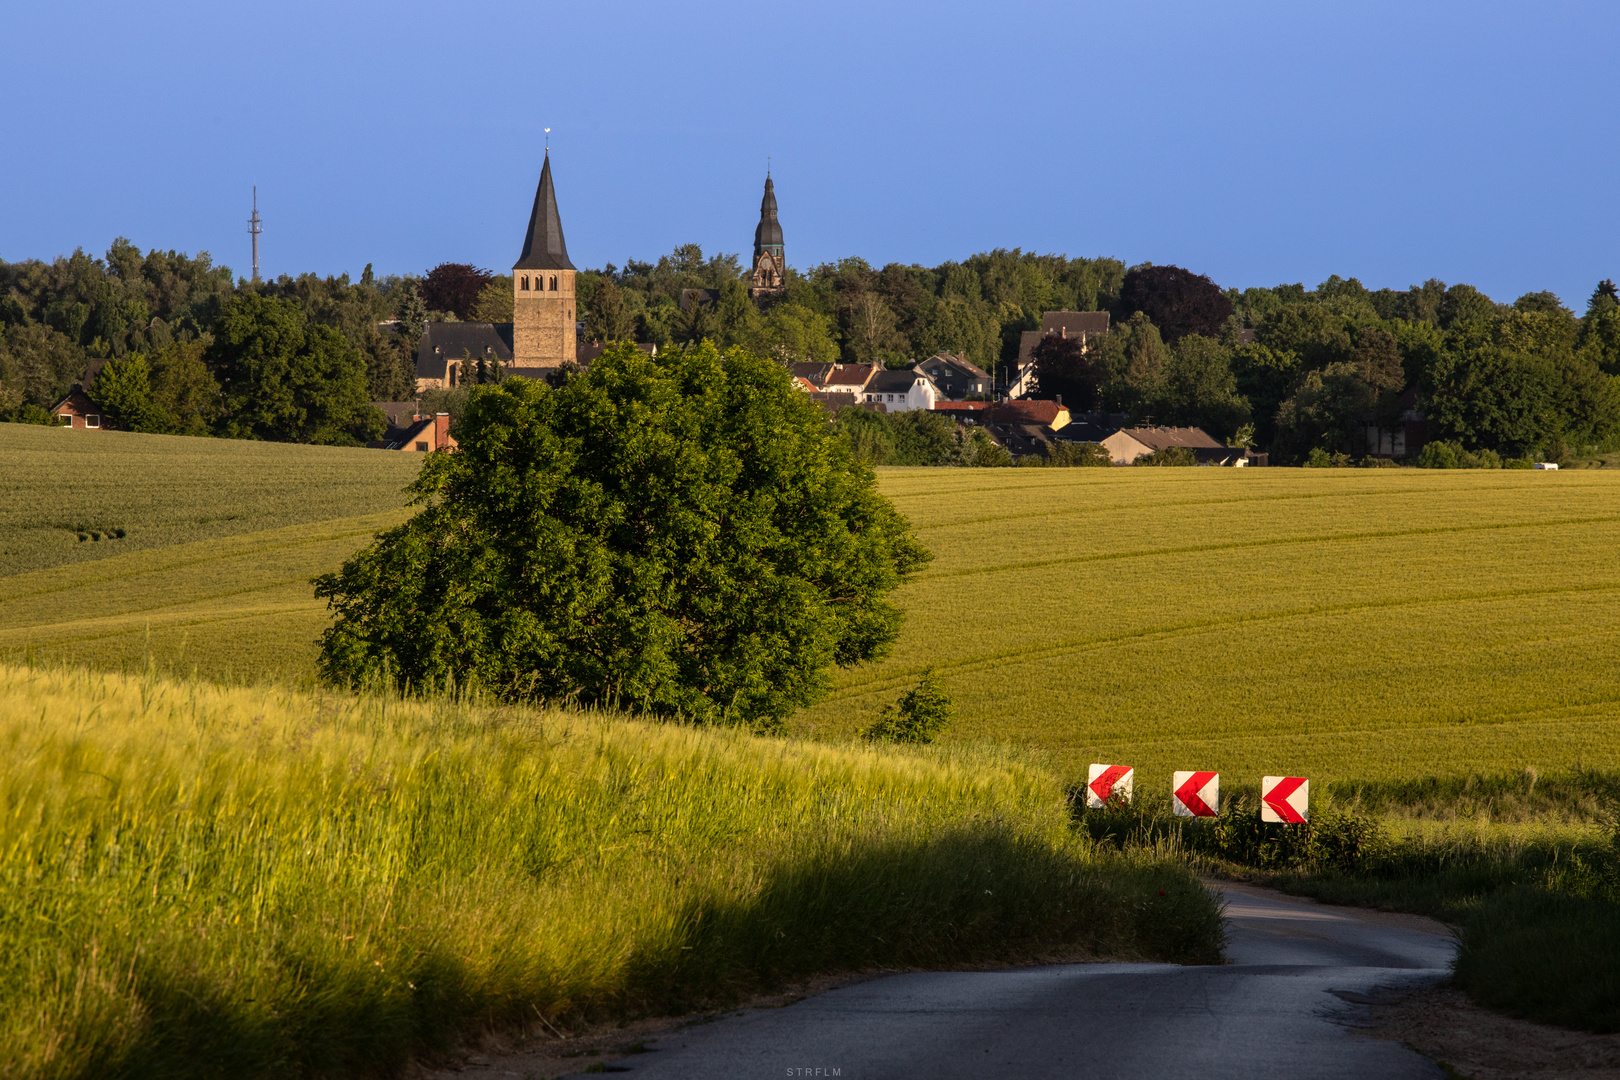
[1138,446,1197,466]
[1360,456,1402,468]
[1305,447,1353,467]
[1417,440,1502,469]
[863,668,955,744]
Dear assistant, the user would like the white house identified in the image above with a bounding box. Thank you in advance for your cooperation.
[861,369,938,412]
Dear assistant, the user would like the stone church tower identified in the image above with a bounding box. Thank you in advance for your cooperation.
[750,174,785,297]
[512,152,577,367]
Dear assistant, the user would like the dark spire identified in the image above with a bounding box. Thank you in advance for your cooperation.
[753,174,783,255]
[514,152,575,271]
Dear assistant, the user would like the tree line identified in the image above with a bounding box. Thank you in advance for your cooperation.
[2,239,1616,461]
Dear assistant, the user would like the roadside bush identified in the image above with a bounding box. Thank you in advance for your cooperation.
[1454,888,1620,1032]
[863,667,955,744]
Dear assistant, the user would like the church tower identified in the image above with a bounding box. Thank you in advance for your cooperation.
[750,174,785,297]
[512,152,577,367]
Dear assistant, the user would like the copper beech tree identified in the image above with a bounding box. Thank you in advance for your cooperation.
[315,342,930,728]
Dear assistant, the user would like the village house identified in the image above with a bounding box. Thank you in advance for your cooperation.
[1009,310,1111,398]
[861,368,937,412]
[414,323,515,391]
[49,360,111,429]
[912,352,990,399]
[367,411,456,452]
[50,389,101,430]
[1101,425,1264,466]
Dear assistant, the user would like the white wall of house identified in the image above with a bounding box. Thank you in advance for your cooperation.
[862,378,938,412]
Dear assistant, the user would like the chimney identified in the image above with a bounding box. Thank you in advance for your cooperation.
[434,412,450,448]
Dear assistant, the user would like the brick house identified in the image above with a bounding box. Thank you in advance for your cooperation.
[368,412,456,452]
[50,389,102,430]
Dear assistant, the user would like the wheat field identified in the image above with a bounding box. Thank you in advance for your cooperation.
[796,467,1620,786]
[4,424,1617,788]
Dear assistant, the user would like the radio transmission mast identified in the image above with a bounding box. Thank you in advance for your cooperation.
[248,187,263,283]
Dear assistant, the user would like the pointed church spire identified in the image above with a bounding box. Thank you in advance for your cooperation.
[754,174,783,256]
[514,152,575,271]
[750,172,785,296]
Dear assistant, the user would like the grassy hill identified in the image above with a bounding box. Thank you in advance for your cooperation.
[798,467,1620,786]
[0,424,419,681]
[3,424,1617,788]
[0,663,1214,1079]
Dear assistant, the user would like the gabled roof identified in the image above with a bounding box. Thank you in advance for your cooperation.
[788,362,836,386]
[824,363,881,388]
[1111,426,1223,451]
[1041,310,1111,337]
[916,351,989,378]
[865,368,930,393]
[1017,310,1112,366]
[370,400,420,428]
[513,153,575,272]
[983,399,1068,428]
[416,323,515,378]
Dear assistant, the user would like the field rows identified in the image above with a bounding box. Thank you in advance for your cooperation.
[796,468,1620,785]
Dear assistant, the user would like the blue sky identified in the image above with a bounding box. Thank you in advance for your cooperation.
[3,1,1615,305]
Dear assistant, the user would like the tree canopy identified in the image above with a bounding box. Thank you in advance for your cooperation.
[314,342,930,728]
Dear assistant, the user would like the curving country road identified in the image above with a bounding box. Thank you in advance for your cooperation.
[582,884,1456,1079]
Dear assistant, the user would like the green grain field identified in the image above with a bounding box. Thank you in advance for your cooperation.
[0,423,419,681]
[4,424,1618,788]
[798,467,1620,786]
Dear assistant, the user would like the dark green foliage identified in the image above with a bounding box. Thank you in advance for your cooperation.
[832,406,961,466]
[1041,440,1112,467]
[1159,334,1251,442]
[206,294,384,444]
[0,322,86,409]
[863,668,955,744]
[1029,331,1103,410]
[315,343,931,728]
[1138,446,1196,466]
[1273,362,1376,461]
[1437,283,1502,328]
[419,263,492,320]
[1455,889,1620,1032]
[87,355,167,432]
[1117,265,1234,343]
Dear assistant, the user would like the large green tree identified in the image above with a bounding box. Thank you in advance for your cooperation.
[206,293,383,443]
[315,342,930,728]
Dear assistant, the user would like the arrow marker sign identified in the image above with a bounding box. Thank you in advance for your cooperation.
[1261,776,1309,824]
[1172,771,1219,817]
[1086,764,1133,808]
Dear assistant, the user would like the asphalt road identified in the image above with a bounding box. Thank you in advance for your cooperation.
[582,886,1457,1079]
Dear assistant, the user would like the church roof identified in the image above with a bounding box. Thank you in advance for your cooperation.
[514,153,575,272]
[754,175,783,252]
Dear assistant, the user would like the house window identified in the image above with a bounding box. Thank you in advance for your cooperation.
[521,276,529,290]
[58,414,71,428]
[85,415,100,429]
[550,276,557,291]
[414,441,429,452]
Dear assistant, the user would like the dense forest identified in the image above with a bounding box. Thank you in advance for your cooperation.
[1,238,1616,461]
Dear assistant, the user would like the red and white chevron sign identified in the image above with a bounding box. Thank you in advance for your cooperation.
[1261,776,1309,823]
[1172,771,1219,817]
[1086,764,1133,808]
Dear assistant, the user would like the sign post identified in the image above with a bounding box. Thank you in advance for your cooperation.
[1261,776,1309,823]
[1172,771,1219,817]
[1085,764,1133,808]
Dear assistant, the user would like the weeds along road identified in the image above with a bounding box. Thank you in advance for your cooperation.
[584,885,1457,1079]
